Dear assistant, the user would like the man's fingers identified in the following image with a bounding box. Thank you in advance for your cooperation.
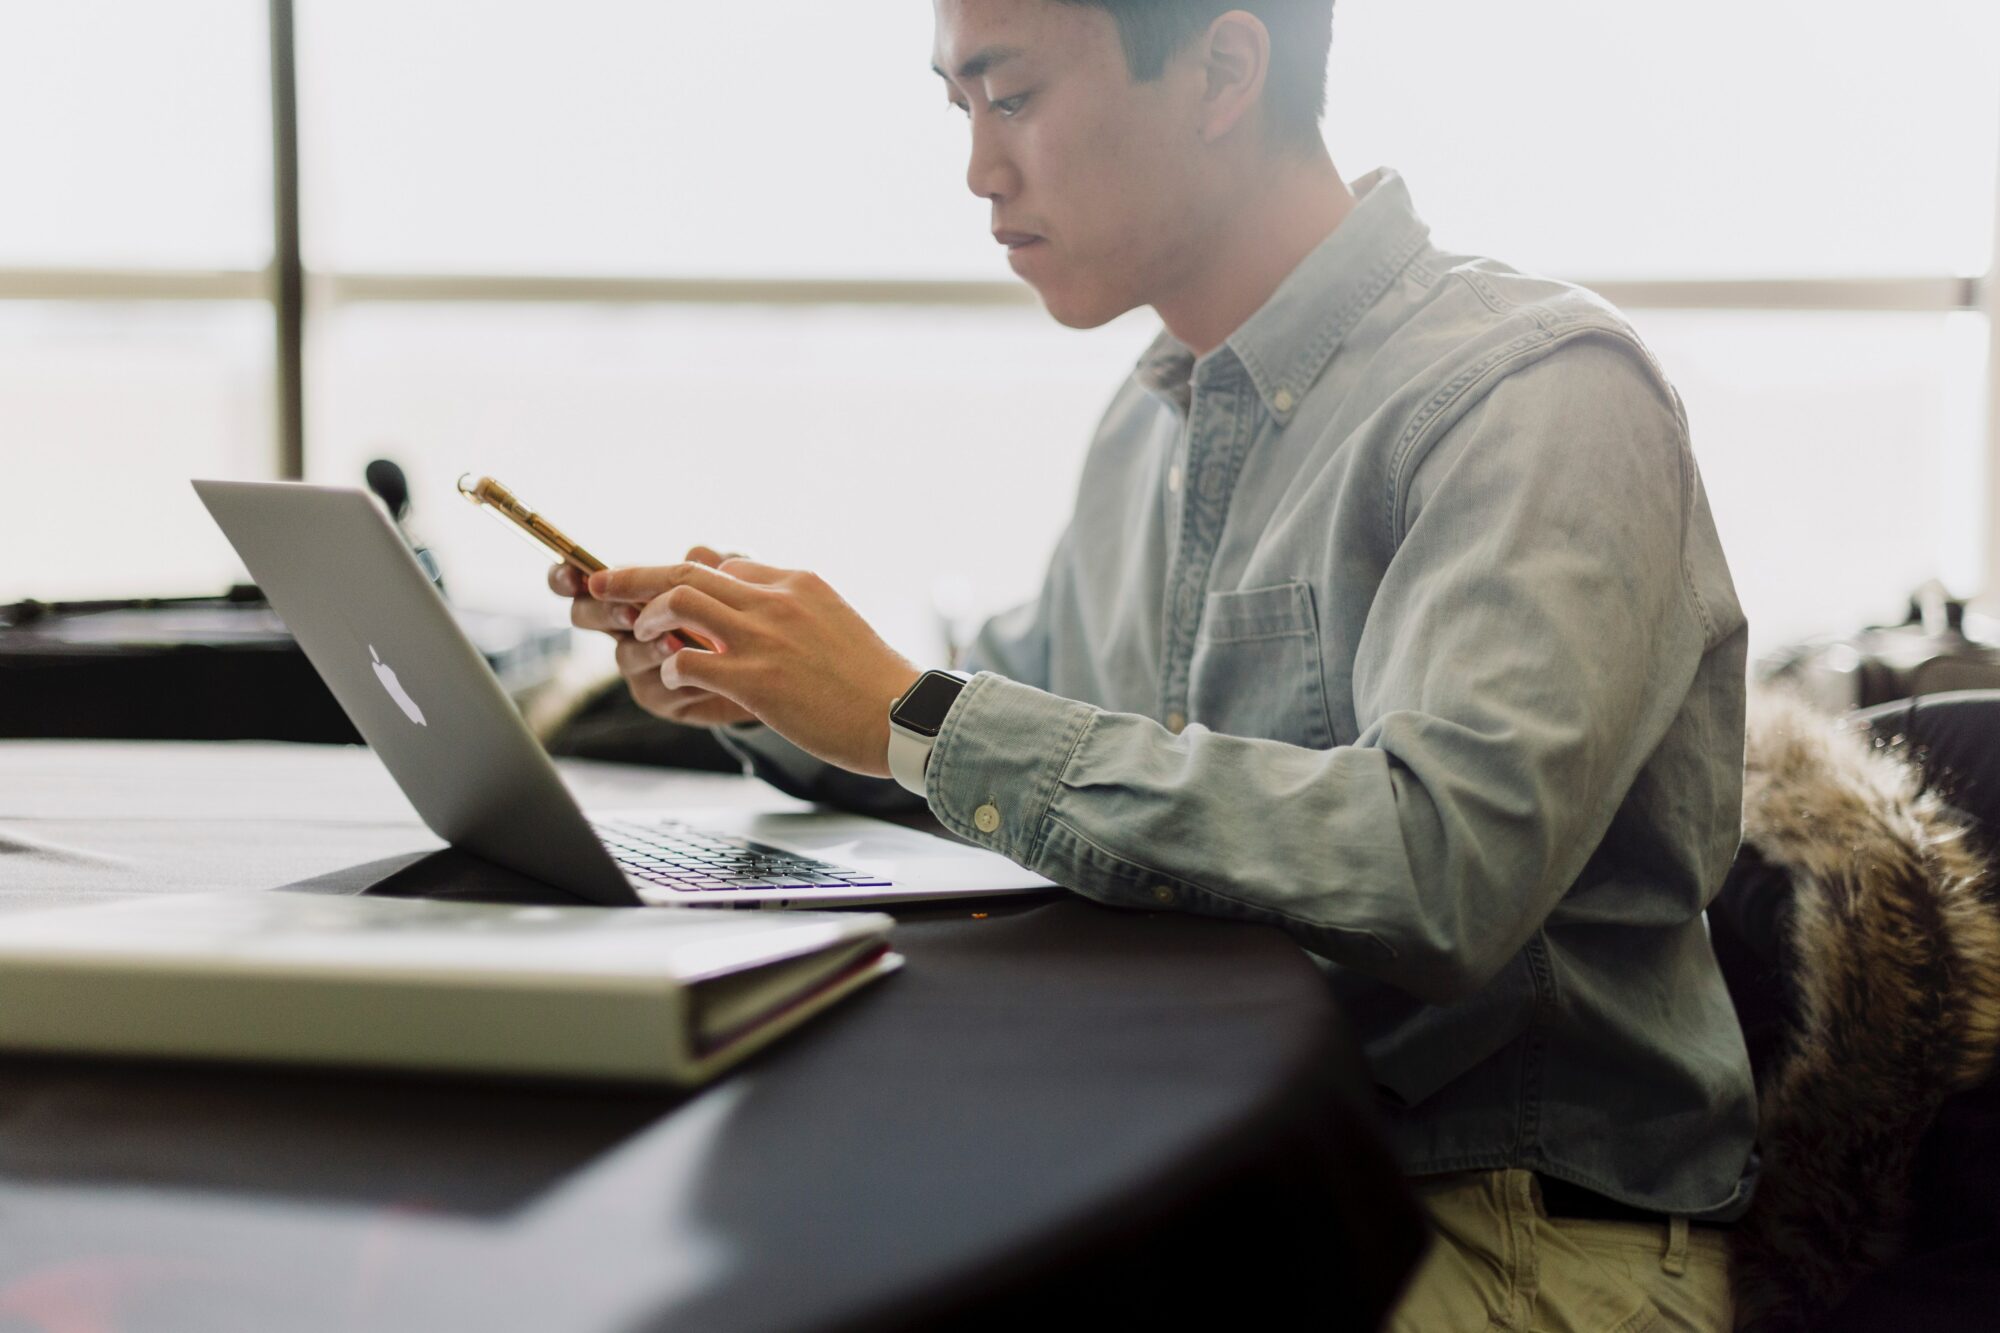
[625,663,724,718]
[625,667,681,718]
[590,561,757,609]
[619,650,752,723]
[687,546,752,568]
[716,556,784,584]
[632,584,742,645]
[614,633,670,679]
[548,563,583,597]
[571,596,638,634]
[658,645,739,697]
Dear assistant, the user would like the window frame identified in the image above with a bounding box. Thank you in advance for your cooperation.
[2,0,1996,603]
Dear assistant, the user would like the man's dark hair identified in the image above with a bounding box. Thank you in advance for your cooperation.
[1056,1,1334,151]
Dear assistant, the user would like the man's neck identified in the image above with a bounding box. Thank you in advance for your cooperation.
[1153,149,1357,357]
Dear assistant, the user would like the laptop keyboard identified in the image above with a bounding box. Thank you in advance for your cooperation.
[592,818,894,894]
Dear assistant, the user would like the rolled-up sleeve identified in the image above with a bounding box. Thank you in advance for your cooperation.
[925,341,1721,1005]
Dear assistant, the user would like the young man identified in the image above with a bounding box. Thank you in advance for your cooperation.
[554,2,1755,1326]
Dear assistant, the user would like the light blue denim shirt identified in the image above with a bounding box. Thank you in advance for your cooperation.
[723,168,1758,1220]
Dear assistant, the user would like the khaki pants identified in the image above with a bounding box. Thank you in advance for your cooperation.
[1387,1169,1733,1333]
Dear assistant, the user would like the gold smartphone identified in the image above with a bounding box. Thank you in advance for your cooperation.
[457,474,716,652]
[457,474,607,575]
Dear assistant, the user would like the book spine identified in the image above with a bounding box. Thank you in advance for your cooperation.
[0,963,695,1084]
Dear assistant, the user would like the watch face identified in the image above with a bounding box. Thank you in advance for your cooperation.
[892,671,965,738]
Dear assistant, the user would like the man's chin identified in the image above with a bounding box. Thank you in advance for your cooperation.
[1029,281,1135,331]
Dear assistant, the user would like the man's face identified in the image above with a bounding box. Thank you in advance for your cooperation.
[932,0,1218,328]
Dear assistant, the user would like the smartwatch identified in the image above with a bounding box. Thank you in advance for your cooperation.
[888,670,971,796]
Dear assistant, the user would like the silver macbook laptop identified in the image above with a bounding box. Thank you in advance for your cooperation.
[193,479,1057,910]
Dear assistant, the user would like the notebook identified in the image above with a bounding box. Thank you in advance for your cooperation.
[0,891,900,1086]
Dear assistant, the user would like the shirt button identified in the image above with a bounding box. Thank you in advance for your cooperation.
[1151,884,1176,905]
[1165,711,1186,734]
[1273,388,1295,413]
[973,803,1001,834]
[1167,464,1182,494]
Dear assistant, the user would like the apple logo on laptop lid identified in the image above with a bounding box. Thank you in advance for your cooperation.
[370,645,426,726]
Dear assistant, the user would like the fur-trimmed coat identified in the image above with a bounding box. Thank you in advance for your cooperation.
[1728,690,2000,1330]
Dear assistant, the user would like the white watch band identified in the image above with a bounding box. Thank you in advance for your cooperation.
[887,725,934,797]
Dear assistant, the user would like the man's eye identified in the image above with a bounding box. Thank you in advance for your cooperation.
[992,92,1029,118]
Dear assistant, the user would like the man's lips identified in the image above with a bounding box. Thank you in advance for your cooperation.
[993,230,1043,251]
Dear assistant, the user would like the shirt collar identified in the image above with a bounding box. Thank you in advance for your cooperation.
[1136,168,1431,423]
[1135,330,1197,416]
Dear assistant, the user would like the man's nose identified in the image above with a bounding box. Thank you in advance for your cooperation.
[965,118,1017,202]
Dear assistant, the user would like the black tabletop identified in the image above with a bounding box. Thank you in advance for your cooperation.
[0,742,1425,1332]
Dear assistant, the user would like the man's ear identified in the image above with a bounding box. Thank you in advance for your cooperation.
[1196,11,1271,145]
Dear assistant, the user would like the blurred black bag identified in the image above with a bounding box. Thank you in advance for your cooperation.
[1760,581,2000,712]
[0,588,569,743]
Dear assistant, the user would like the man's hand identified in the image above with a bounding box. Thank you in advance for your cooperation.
[589,557,922,779]
[549,546,757,728]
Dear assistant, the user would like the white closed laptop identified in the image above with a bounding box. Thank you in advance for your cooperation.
[192,479,1057,910]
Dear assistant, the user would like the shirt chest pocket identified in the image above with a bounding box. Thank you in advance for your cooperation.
[1186,581,1337,750]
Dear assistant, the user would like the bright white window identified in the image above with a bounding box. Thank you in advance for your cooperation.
[304,303,1155,660]
[298,0,997,279]
[3,1,1997,669]
[297,0,2000,282]
[0,304,274,601]
[0,0,270,268]
[1629,310,1989,652]
[1329,0,2000,279]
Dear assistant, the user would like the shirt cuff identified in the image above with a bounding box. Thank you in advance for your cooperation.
[925,671,1095,867]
